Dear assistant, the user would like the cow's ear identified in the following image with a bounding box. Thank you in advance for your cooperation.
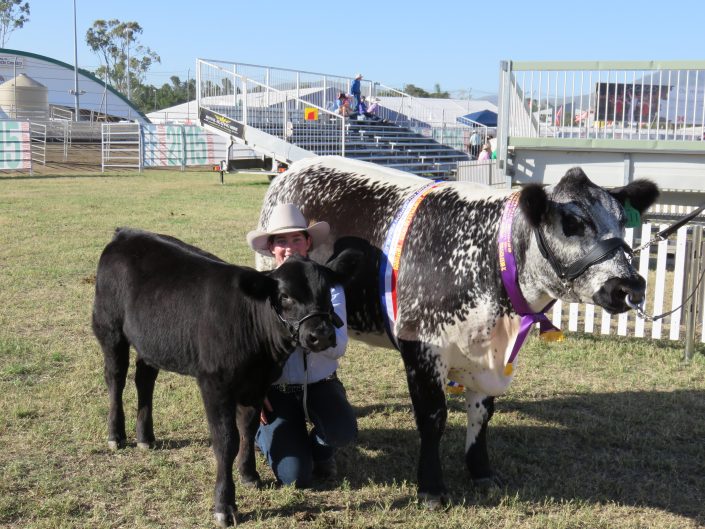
[325,248,364,287]
[239,270,277,300]
[609,179,659,213]
[518,183,549,228]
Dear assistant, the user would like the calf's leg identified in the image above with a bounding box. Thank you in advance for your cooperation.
[198,377,238,527]
[95,323,130,450]
[134,357,159,449]
[235,404,261,487]
[398,339,448,508]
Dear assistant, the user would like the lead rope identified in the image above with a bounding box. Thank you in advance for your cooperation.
[302,350,311,423]
[627,204,705,321]
[626,258,705,322]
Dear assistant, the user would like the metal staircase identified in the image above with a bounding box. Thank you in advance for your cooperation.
[197,59,472,178]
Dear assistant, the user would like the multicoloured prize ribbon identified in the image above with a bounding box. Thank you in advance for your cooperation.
[379,180,446,346]
[377,181,463,394]
[498,193,564,377]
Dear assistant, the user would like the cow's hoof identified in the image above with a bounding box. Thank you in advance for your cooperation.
[107,438,125,450]
[136,441,153,451]
[417,491,449,510]
[214,506,236,527]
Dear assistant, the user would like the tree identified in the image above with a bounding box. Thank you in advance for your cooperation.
[402,83,450,99]
[85,19,160,99]
[0,0,29,48]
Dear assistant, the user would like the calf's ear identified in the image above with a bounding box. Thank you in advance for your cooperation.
[239,270,277,300]
[518,183,549,228]
[609,179,659,213]
[325,248,364,287]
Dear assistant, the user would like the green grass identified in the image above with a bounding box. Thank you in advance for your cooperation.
[1,170,704,529]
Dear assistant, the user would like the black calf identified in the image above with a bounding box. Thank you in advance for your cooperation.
[92,228,359,526]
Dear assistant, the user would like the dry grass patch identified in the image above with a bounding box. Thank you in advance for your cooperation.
[1,170,704,528]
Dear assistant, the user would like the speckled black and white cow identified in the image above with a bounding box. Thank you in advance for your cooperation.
[254,156,659,506]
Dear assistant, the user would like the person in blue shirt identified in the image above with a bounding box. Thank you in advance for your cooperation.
[351,73,363,113]
[246,203,358,488]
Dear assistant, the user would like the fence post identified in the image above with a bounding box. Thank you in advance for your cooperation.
[181,124,186,172]
[684,226,703,363]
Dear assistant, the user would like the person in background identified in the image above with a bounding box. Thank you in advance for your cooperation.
[478,142,492,161]
[351,73,363,113]
[246,203,358,489]
[469,129,482,159]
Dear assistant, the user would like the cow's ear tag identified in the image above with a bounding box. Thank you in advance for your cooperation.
[624,200,641,228]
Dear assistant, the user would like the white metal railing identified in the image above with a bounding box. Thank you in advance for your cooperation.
[197,60,474,158]
[198,59,346,157]
[101,123,142,172]
[29,121,46,165]
[51,107,73,121]
[502,60,705,142]
[456,160,507,187]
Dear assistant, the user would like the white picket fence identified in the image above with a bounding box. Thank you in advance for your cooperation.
[551,204,705,343]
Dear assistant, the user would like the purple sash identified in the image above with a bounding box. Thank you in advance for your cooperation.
[499,193,562,376]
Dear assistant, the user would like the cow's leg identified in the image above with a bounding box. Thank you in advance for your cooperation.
[464,392,499,486]
[398,339,448,508]
[97,327,130,450]
[198,376,238,528]
[235,404,261,488]
[134,357,159,450]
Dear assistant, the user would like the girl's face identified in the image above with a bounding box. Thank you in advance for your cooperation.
[269,231,312,266]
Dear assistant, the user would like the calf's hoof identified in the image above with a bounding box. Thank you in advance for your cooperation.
[107,438,125,450]
[136,441,153,451]
[417,491,449,510]
[214,506,236,527]
[239,475,262,489]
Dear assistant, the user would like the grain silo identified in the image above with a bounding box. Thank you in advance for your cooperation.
[0,73,49,119]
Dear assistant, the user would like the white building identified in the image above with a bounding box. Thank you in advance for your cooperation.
[0,47,147,123]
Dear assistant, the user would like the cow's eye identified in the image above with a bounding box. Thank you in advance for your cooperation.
[561,212,585,237]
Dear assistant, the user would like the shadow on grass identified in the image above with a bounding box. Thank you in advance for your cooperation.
[341,389,705,523]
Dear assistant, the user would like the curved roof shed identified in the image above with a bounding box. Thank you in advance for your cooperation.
[0,48,148,123]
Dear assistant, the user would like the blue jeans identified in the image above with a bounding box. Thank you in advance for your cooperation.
[255,377,357,488]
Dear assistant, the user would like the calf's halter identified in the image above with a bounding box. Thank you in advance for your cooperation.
[276,309,343,346]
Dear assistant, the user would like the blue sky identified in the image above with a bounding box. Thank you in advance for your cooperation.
[8,0,705,98]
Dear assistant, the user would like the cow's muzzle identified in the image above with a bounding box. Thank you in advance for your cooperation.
[592,276,646,314]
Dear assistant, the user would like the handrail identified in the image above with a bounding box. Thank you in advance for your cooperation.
[199,59,343,121]
[198,59,347,158]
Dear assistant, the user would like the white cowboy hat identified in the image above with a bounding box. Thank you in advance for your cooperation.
[355,73,363,79]
[246,203,330,257]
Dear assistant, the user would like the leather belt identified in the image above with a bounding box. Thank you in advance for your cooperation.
[272,372,338,394]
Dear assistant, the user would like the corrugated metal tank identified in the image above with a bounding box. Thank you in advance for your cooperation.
[0,73,48,117]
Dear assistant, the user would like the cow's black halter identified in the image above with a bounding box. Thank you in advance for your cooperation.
[276,310,344,346]
[534,227,633,282]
